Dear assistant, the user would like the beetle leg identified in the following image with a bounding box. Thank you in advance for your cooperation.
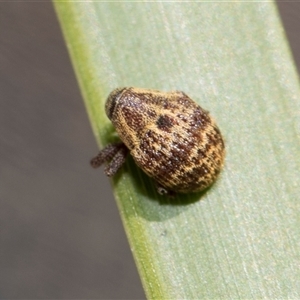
[104,144,129,176]
[90,142,124,168]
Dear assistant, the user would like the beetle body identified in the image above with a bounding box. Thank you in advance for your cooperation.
[92,87,225,194]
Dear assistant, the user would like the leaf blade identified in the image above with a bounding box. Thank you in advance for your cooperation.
[54,2,300,298]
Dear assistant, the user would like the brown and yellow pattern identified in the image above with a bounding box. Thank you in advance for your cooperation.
[101,87,225,194]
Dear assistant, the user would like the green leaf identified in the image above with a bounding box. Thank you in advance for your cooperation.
[54,1,300,298]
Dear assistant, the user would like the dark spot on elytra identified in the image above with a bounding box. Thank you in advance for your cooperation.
[156,115,174,131]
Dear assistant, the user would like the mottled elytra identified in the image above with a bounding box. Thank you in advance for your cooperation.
[91,87,225,195]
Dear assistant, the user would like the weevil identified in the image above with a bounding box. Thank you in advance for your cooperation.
[91,87,225,195]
